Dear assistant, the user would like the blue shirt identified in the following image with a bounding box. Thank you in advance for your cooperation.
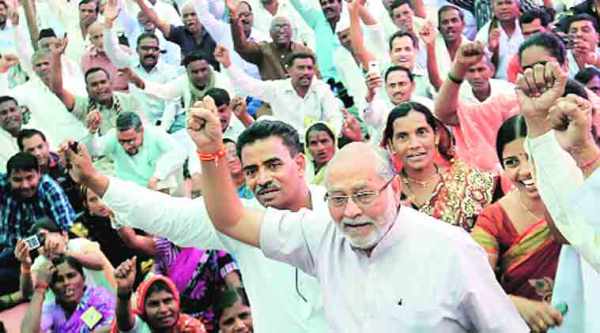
[290,0,340,81]
[0,174,75,249]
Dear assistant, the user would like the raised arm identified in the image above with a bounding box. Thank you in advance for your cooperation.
[193,0,227,43]
[133,0,171,38]
[289,0,319,29]
[14,240,34,299]
[116,227,157,256]
[419,22,442,90]
[49,38,76,110]
[216,46,274,102]
[348,1,375,70]
[103,0,132,68]
[230,12,262,64]
[114,257,137,332]
[187,96,263,247]
[21,262,54,333]
[435,41,484,126]
[20,0,39,51]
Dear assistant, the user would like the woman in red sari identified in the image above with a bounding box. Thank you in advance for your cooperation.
[471,115,563,332]
[382,102,498,231]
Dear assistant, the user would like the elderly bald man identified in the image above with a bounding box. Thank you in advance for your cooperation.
[187,98,529,332]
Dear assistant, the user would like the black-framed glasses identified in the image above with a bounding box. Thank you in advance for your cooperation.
[324,177,395,209]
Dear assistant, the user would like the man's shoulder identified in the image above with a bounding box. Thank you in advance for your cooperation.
[400,207,476,250]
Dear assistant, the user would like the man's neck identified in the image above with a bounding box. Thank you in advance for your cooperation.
[289,184,312,211]
[293,83,310,98]
[264,0,279,15]
[80,23,91,38]
[141,63,156,73]
[6,128,20,137]
[445,37,462,60]
[98,96,114,108]
[473,84,491,102]
[273,41,292,51]
[500,19,516,36]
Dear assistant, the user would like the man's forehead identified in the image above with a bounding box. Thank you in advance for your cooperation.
[240,136,292,163]
[0,100,17,110]
[10,169,37,178]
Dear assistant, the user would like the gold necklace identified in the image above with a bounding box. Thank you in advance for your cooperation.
[517,192,543,221]
[401,166,441,187]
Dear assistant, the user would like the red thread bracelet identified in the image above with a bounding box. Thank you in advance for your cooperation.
[197,148,227,163]
[579,152,600,170]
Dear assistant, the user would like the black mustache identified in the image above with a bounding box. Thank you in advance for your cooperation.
[256,182,279,195]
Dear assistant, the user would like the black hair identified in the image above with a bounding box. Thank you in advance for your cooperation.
[388,30,419,50]
[496,115,528,165]
[28,216,61,235]
[564,78,589,99]
[236,120,301,158]
[214,287,250,326]
[116,112,143,132]
[38,28,57,41]
[78,0,99,13]
[205,88,231,108]
[285,51,316,68]
[6,152,39,176]
[84,67,111,83]
[51,256,85,287]
[566,13,600,33]
[575,67,600,85]
[0,1,7,9]
[518,32,566,66]
[0,95,18,106]
[384,65,414,83]
[437,5,464,25]
[17,129,47,151]
[136,32,160,47]
[383,102,455,161]
[182,50,210,67]
[519,8,551,27]
[305,122,335,145]
[390,0,414,12]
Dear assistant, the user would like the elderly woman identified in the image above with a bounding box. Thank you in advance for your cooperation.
[21,256,115,332]
[471,115,564,332]
[382,101,498,230]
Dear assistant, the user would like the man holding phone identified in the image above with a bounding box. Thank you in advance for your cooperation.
[0,152,75,307]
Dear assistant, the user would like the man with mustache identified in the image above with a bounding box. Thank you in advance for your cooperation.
[0,152,75,301]
[61,117,330,332]
[81,21,130,92]
[214,45,343,141]
[102,0,181,133]
[184,98,528,332]
[133,0,219,69]
[252,0,315,50]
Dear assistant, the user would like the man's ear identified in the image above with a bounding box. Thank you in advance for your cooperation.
[295,153,306,177]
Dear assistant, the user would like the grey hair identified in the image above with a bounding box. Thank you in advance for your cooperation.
[270,16,292,32]
[116,112,143,132]
[372,145,396,181]
[31,48,51,65]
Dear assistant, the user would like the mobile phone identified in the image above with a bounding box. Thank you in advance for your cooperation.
[23,234,42,251]
[368,61,379,75]
[555,302,568,316]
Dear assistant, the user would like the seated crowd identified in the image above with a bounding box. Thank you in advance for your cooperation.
[1,0,600,332]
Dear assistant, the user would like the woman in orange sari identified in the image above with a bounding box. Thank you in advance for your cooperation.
[471,115,563,332]
[382,102,498,231]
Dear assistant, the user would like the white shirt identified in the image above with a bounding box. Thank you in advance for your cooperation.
[459,78,515,104]
[0,128,19,173]
[333,46,367,111]
[260,206,528,332]
[527,131,600,332]
[102,177,330,333]
[566,48,600,79]
[142,70,234,110]
[225,64,344,137]
[194,0,267,79]
[103,27,182,131]
[476,21,524,80]
[250,0,316,49]
[7,78,88,149]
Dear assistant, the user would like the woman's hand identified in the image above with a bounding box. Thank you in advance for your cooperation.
[511,296,563,332]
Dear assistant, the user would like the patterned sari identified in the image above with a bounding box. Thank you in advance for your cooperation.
[401,159,497,231]
[471,202,561,301]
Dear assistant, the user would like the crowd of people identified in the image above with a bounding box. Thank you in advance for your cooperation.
[0,0,600,331]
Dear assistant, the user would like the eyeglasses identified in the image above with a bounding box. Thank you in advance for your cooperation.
[324,177,395,208]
